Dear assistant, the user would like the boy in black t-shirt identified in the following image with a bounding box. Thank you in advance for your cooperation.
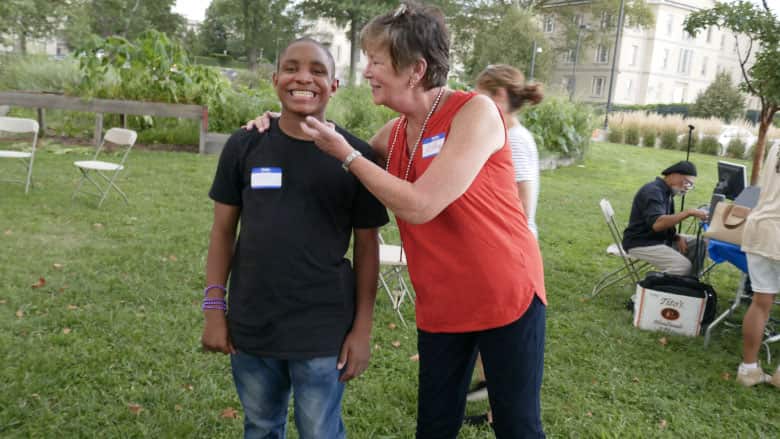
[201,38,388,438]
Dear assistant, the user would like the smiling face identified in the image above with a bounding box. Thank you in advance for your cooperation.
[273,40,338,119]
[362,46,412,108]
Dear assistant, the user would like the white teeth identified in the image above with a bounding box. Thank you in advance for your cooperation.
[291,90,315,97]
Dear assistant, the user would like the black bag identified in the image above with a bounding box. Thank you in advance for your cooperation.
[638,271,718,326]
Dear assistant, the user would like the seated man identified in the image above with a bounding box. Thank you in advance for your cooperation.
[622,161,708,276]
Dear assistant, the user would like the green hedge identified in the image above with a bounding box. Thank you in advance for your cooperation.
[521,95,594,159]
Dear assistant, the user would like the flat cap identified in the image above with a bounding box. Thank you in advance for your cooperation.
[661,161,697,176]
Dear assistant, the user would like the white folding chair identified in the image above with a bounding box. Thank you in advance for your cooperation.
[591,198,651,297]
[72,127,138,208]
[0,117,39,194]
[378,233,414,326]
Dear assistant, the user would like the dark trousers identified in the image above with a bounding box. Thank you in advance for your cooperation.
[416,296,546,439]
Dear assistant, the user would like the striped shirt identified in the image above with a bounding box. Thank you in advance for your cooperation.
[509,124,540,238]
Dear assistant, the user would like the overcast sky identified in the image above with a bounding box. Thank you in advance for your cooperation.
[173,0,779,22]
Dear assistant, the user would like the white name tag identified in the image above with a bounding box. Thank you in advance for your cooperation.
[422,133,446,158]
[251,167,282,189]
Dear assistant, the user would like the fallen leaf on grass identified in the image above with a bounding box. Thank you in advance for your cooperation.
[93,223,104,229]
[373,343,380,350]
[391,340,401,348]
[128,403,143,415]
[31,393,40,399]
[221,407,239,419]
[0,299,6,304]
[53,263,64,270]
[387,322,397,330]
[658,337,668,346]
[586,411,593,417]
[31,277,46,288]
[175,404,183,411]
[579,297,587,303]
[659,419,668,429]
[62,328,72,334]
[67,304,78,310]
[182,384,194,391]
[4,229,11,236]
[409,354,419,361]
[16,309,24,318]
[721,372,731,381]
[632,377,640,383]
[168,255,178,262]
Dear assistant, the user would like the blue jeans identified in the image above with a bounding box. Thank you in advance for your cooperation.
[416,295,546,439]
[231,352,346,439]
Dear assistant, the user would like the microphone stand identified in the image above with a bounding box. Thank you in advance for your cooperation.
[678,124,695,233]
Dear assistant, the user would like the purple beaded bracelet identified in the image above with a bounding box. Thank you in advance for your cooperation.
[202,297,227,312]
[203,284,227,297]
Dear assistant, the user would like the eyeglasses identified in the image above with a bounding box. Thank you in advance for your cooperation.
[682,177,695,191]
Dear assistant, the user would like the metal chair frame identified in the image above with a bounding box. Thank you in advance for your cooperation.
[378,232,414,326]
[591,198,651,297]
[72,128,137,208]
[0,117,39,194]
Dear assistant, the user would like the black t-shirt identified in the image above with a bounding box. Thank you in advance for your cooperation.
[622,177,677,251]
[209,119,388,359]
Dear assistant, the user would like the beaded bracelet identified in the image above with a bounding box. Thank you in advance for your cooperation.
[202,297,227,312]
[203,284,227,297]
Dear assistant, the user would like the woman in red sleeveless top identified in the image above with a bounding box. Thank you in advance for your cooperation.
[296,3,546,438]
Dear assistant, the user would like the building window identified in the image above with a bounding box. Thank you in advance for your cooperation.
[592,76,606,96]
[630,45,638,66]
[677,49,693,75]
[666,14,673,35]
[565,48,576,63]
[706,27,713,43]
[701,56,708,76]
[626,79,633,96]
[662,48,670,69]
[544,15,555,33]
[600,12,611,29]
[595,45,609,64]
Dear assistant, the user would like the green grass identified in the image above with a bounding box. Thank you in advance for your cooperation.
[1,141,778,437]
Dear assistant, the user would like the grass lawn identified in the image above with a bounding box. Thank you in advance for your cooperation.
[1,139,778,437]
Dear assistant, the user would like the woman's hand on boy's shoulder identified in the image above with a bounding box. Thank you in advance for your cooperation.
[243,111,280,133]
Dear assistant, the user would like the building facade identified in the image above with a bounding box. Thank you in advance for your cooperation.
[304,19,367,85]
[546,0,758,108]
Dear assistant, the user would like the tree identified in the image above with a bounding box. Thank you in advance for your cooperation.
[690,72,745,122]
[0,0,67,53]
[297,0,395,85]
[455,6,554,82]
[61,0,186,49]
[199,0,299,70]
[685,1,780,184]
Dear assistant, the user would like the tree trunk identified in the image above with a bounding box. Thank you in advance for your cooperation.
[247,46,258,71]
[348,17,360,86]
[751,105,777,185]
[19,32,27,54]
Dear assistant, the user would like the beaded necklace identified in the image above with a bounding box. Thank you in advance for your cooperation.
[385,87,446,181]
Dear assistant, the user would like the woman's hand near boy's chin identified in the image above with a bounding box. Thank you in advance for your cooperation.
[243,111,280,133]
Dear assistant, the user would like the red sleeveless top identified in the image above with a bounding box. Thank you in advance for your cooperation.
[387,90,547,332]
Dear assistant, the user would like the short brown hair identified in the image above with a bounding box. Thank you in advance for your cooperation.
[360,2,449,89]
[476,64,543,113]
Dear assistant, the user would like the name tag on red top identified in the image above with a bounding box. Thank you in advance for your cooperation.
[422,133,446,158]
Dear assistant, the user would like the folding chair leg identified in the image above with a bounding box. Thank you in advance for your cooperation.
[24,157,33,194]
[591,267,634,298]
[97,170,128,207]
[379,271,407,327]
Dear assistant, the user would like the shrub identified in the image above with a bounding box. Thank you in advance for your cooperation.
[607,127,624,143]
[698,136,721,155]
[660,128,678,149]
[0,54,81,92]
[678,133,698,151]
[641,127,657,147]
[326,86,398,141]
[520,95,595,159]
[624,125,641,145]
[726,138,746,158]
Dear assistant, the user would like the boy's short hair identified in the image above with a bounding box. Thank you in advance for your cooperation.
[276,37,337,80]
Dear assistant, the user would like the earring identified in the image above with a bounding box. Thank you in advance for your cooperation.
[408,77,417,89]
